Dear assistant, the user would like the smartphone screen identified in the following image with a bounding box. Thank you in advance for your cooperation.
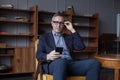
[55,47,63,54]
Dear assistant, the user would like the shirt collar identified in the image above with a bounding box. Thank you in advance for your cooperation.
[52,30,63,36]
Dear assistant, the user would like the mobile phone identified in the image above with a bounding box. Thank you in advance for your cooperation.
[55,47,63,54]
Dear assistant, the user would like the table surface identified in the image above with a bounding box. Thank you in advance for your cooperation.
[95,54,120,80]
[96,54,120,61]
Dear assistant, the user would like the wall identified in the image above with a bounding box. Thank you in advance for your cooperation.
[0,0,120,35]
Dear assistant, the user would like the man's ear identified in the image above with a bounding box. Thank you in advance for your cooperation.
[51,21,53,27]
[51,21,52,24]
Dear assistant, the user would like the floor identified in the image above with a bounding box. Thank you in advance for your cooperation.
[0,74,34,80]
[0,68,114,80]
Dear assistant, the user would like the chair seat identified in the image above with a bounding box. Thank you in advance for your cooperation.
[43,74,86,80]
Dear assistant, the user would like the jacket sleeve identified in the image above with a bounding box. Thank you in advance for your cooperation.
[36,35,47,61]
[72,32,85,50]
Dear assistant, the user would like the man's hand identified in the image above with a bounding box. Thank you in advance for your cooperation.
[64,21,76,33]
[47,50,61,61]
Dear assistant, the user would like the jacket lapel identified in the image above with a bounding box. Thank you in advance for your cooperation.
[63,34,72,51]
[47,32,56,49]
[47,32,72,51]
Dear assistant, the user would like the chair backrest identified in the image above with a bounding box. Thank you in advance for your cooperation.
[35,39,42,80]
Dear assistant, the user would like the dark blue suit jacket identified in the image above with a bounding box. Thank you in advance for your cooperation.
[36,31,85,73]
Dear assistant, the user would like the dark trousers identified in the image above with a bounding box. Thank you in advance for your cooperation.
[49,58,100,80]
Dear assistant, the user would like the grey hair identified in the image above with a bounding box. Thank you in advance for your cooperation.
[52,12,66,21]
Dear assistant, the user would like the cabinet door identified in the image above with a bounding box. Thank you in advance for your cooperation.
[14,47,35,73]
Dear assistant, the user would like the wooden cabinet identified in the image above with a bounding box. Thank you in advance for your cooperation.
[74,14,99,58]
[38,10,99,59]
[38,11,55,34]
[14,47,35,73]
[0,6,38,76]
[65,9,99,59]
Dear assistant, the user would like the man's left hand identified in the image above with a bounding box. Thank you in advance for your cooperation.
[64,21,76,33]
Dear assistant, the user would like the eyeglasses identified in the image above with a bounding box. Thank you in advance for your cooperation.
[52,21,64,25]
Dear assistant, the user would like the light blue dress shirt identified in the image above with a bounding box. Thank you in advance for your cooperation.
[52,31,72,60]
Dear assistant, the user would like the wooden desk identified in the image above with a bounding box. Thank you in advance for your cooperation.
[95,54,120,80]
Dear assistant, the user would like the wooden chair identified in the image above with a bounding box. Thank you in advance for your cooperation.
[35,60,86,80]
[35,39,86,80]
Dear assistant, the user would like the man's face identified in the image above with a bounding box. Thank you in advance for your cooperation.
[51,16,65,34]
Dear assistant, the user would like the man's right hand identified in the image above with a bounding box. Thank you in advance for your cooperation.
[47,50,61,61]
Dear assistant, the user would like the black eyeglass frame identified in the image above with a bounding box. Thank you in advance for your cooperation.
[52,21,64,25]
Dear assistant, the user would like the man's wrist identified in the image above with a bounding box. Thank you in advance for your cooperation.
[70,29,76,33]
[47,54,50,60]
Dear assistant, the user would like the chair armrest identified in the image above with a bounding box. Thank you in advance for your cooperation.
[35,59,44,80]
[35,59,52,80]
